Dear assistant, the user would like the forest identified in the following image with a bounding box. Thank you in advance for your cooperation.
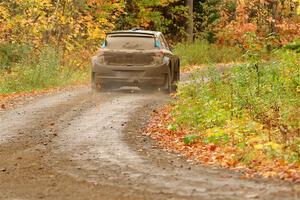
[0,0,300,181]
[0,0,299,76]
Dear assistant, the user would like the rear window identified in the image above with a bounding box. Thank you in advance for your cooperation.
[106,35,155,50]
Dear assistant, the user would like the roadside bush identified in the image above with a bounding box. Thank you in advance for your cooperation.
[0,43,32,71]
[0,47,89,94]
[284,40,300,53]
[172,50,300,163]
[174,40,242,67]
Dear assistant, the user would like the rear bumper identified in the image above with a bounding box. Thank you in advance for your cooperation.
[92,62,168,86]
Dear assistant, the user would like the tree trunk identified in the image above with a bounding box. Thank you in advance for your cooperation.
[185,0,194,43]
[123,0,136,29]
[126,0,134,12]
[270,0,277,34]
[266,0,278,52]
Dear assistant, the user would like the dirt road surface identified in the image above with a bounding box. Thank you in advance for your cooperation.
[0,87,299,200]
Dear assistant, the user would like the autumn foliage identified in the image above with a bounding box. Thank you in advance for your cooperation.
[0,0,126,93]
[215,0,300,49]
[146,104,300,182]
[0,0,123,49]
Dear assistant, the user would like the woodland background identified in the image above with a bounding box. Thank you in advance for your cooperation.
[0,0,300,180]
[1,0,298,93]
[1,0,299,92]
[1,0,300,50]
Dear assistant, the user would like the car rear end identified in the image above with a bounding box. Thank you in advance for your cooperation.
[92,32,169,90]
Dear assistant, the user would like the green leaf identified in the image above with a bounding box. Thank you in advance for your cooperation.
[183,135,199,145]
[167,124,177,131]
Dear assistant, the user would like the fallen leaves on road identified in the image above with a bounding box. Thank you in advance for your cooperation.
[144,105,300,182]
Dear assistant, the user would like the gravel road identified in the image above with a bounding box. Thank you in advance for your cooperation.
[0,86,299,200]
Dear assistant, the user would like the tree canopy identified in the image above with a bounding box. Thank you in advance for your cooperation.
[0,0,299,50]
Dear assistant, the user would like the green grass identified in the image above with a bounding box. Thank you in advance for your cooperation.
[174,40,243,67]
[0,45,89,94]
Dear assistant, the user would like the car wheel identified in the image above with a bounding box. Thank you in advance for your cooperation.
[165,71,176,94]
[91,72,101,92]
[174,70,180,82]
[92,72,112,92]
[174,62,180,82]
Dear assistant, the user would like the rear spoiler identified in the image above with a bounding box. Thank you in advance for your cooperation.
[107,31,156,37]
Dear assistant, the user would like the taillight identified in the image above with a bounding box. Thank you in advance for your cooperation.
[155,50,164,58]
[154,51,164,63]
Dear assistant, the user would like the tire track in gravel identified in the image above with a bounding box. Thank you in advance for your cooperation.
[0,89,88,144]
[48,91,298,200]
[0,88,299,200]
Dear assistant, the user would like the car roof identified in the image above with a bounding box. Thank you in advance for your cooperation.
[107,29,161,37]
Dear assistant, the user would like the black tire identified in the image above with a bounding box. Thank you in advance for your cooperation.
[171,66,180,92]
[173,61,180,82]
[174,70,180,82]
[165,70,176,94]
[91,72,101,92]
[91,72,112,92]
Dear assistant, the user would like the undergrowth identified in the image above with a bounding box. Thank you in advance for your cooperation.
[175,40,243,67]
[172,49,300,165]
[0,44,89,94]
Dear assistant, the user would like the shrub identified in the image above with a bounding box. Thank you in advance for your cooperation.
[174,40,242,67]
[0,46,89,94]
[172,49,300,162]
[0,43,32,70]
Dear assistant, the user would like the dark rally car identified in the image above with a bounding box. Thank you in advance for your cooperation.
[91,29,180,93]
